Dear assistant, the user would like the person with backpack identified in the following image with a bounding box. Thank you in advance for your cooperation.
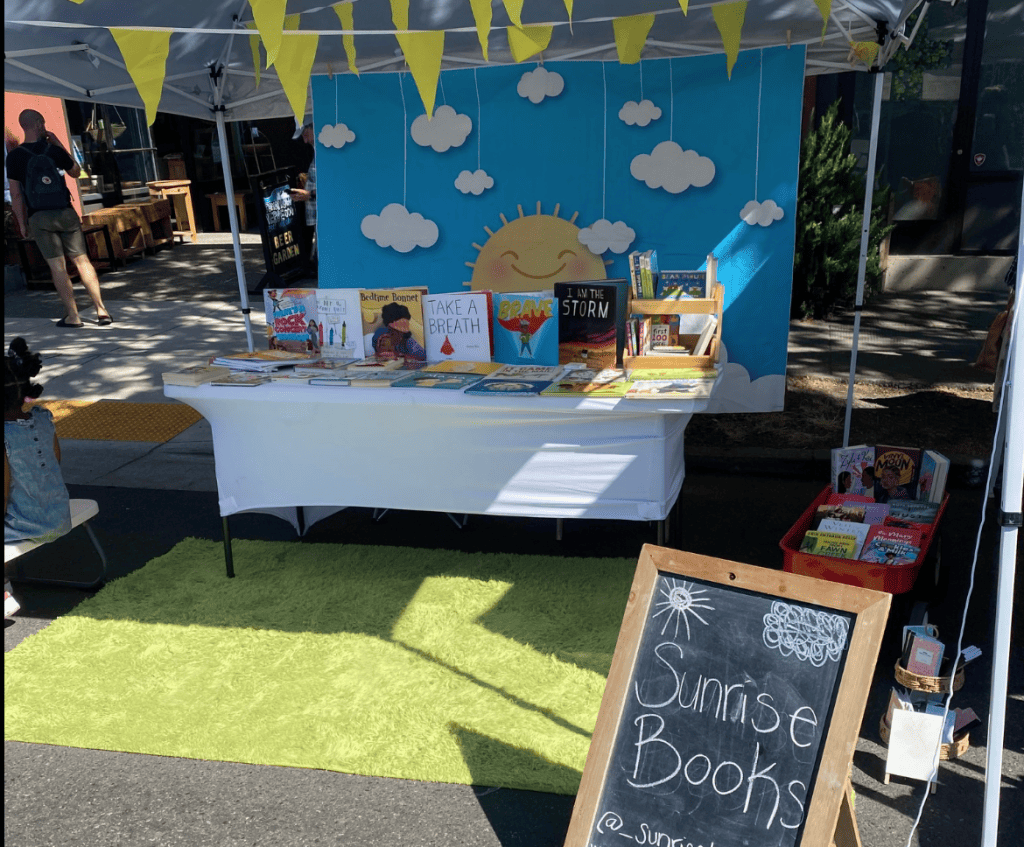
[7,109,112,328]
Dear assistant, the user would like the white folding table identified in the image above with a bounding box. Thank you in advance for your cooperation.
[165,381,716,575]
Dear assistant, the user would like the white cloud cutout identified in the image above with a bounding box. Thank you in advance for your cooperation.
[630,141,716,194]
[360,203,439,253]
[319,123,355,149]
[740,199,785,227]
[577,219,636,255]
[454,169,495,195]
[410,105,472,152]
[517,67,565,104]
[703,343,786,413]
[619,99,662,127]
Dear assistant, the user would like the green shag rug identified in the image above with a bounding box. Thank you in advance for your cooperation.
[4,539,636,794]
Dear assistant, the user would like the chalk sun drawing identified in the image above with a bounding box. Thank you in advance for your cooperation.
[651,578,715,640]
[762,601,849,667]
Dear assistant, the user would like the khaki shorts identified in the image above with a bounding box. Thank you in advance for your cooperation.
[28,207,87,261]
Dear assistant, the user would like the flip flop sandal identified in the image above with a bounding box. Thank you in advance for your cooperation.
[56,317,86,328]
[97,315,114,326]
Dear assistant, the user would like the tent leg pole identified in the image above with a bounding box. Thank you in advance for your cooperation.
[843,70,884,448]
[981,181,1023,847]
[214,107,255,353]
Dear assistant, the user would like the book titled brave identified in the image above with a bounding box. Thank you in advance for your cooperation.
[554,281,619,370]
[492,291,558,366]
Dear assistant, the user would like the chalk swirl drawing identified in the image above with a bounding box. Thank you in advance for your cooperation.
[651,578,715,641]
[762,601,849,666]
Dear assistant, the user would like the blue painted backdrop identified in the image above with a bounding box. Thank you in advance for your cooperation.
[313,46,804,398]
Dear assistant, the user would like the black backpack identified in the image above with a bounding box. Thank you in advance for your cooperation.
[21,144,68,211]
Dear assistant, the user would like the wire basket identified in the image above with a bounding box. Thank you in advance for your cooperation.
[894,660,965,693]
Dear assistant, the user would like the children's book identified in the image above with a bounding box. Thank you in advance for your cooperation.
[211,350,317,371]
[874,444,923,502]
[859,524,923,566]
[464,378,554,396]
[290,358,360,375]
[816,518,871,559]
[902,631,945,676]
[162,365,232,386]
[421,360,502,375]
[209,372,270,387]
[831,444,875,497]
[264,288,320,354]
[487,364,565,381]
[812,503,868,526]
[692,314,719,357]
[554,281,619,370]
[492,290,558,366]
[422,291,494,363]
[541,374,633,397]
[315,371,409,387]
[658,270,707,300]
[343,356,405,371]
[885,499,940,527]
[389,371,486,390]
[799,530,861,559]
[314,288,365,360]
[359,287,429,361]
[827,497,890,525]
[625,379,715,400]
[626,367,718,381]
[917,450,950,503]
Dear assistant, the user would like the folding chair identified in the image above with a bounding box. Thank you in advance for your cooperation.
[4,499,108,589]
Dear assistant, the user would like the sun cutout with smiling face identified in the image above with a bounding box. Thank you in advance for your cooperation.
[465,202,610,292]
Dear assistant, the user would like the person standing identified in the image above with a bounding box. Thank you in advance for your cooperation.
[289,122,317,269]
[7,109,112,328]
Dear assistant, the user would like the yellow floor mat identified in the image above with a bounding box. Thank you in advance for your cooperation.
[40,400,202,443]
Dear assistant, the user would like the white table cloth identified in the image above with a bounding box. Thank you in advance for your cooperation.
[164,382,715,532]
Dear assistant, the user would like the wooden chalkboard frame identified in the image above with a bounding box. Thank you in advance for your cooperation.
[565,544,891,847]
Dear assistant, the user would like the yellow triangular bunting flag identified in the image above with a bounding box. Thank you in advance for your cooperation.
[109,29,171,126]
[564,1,574,23]
[395,31,445,118]
[678,0,689,15]
[613,15,655,65]
[507,25,553,63]
[849,41,880,67]
[249,0,288,68]
[245,21,261,88]
[332,3,359,75]
[390,0,409,32]
[503,0,524,30]
[469,0,493,61]
[275,16,318,123]
[712,1,747,79]
[814,0,832,40]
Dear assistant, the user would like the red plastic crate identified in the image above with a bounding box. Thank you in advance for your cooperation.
[779,485,949,594]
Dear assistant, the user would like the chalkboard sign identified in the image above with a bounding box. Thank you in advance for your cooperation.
[253,167,310,292]
[565,545,890,847]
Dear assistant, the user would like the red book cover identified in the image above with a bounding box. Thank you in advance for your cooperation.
[859,524,923,566]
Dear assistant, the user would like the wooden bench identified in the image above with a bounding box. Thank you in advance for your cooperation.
[16,222,118,286]
[207,191,250,232]
[82,205,149,263]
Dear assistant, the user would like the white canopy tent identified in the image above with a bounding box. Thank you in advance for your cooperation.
[5,4,1020,844]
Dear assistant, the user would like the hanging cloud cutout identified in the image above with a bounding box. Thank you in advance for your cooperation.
[740,199,785,227]
[319,123,356,149]
[577,219,636,255]
[454,169,495,195]
[631,141,715,194]
[360,203,439,253]
[619,99,662,127]
[410,105,472,152]
[517,67,565,104]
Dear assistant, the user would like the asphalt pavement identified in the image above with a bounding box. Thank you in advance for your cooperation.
[4,234,1020,847]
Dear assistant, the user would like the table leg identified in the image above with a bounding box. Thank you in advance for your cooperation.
[222,516,235,578]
